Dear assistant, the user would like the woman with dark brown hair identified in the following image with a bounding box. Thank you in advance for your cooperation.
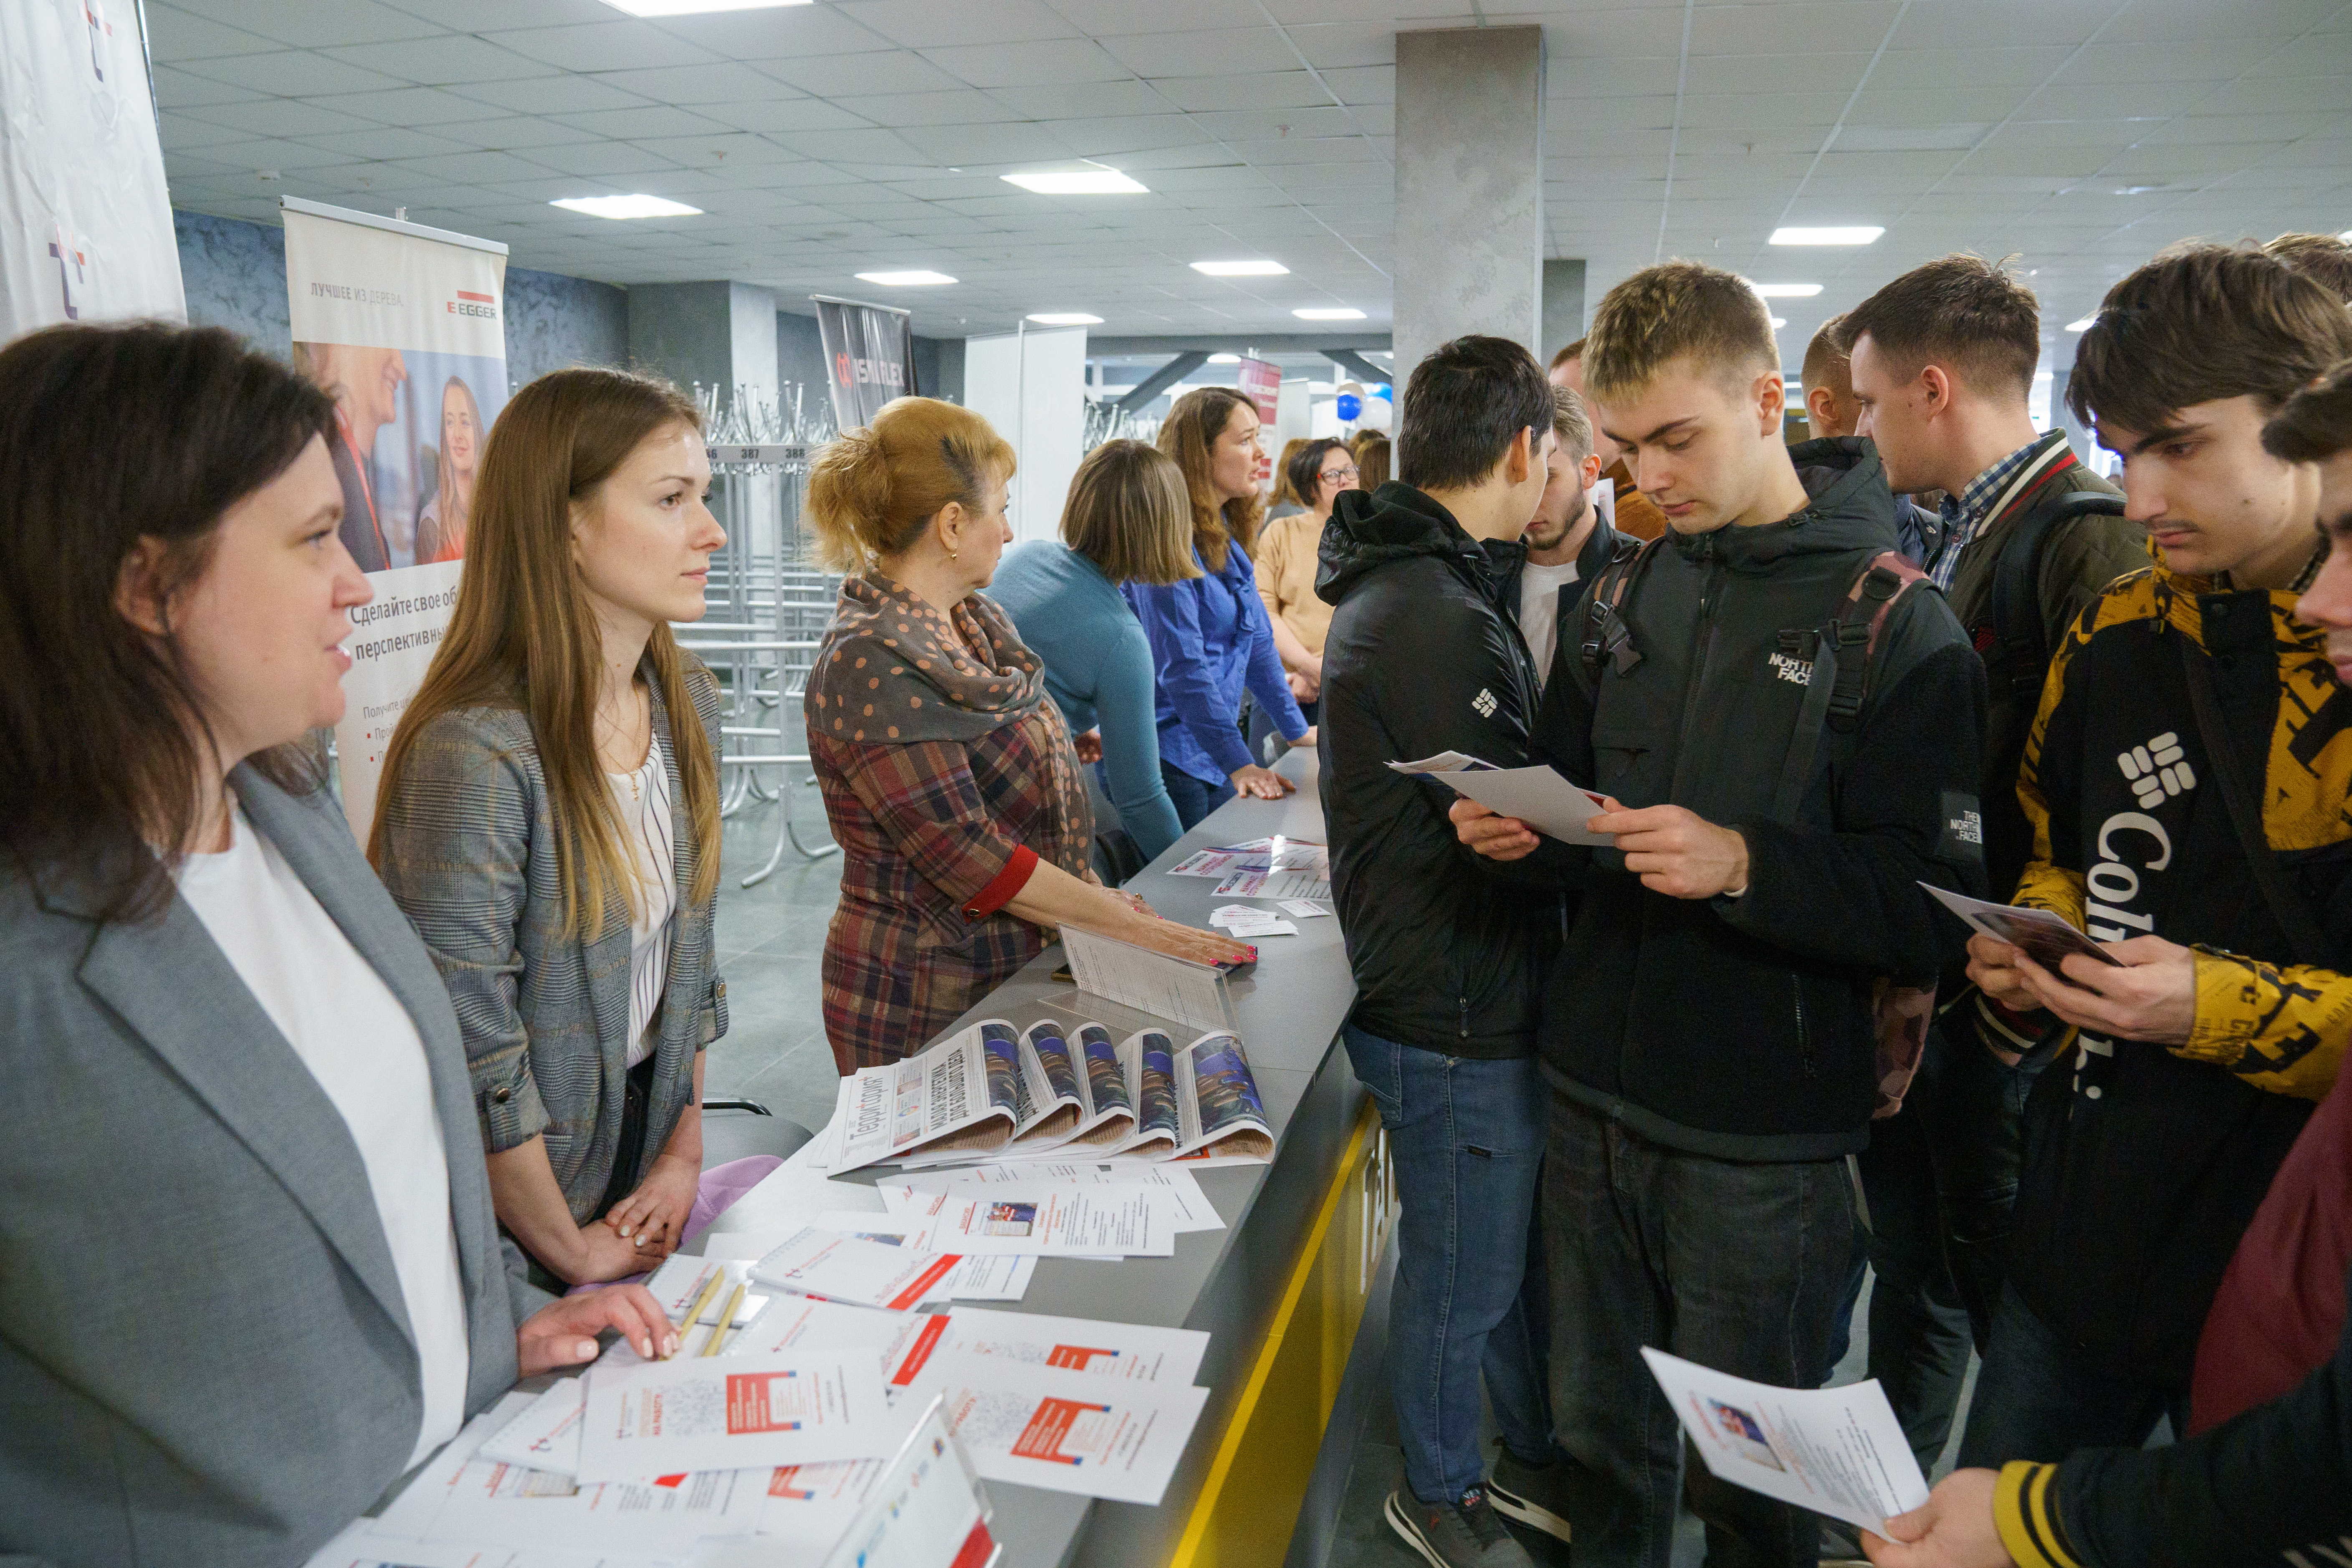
[0,323,670,1568]
[1130,386,1313,828]
[373,368,750,1288]
[804,397,1249,1072]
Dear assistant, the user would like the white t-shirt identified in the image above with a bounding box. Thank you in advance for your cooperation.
[609,737,678,1068]
[175,805,470,1469]
[1518,558,1583,689]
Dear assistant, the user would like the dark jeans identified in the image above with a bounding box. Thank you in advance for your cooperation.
[1856,1014,2045,1472]
[1956,1283,2188,1468]
[1544,1090,1855,1568]
[1344,1025,1555,1504]
[1159,761,1236,832]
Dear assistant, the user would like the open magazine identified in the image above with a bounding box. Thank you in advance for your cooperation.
[824,1020,1274,1172]
[1103,1028,1275,1163]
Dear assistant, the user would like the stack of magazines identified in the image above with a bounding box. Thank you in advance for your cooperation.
[806,1018,1275,1174]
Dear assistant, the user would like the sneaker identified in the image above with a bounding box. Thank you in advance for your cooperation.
[1383,1485,1538,1568]
[1485,1446,1573,1544]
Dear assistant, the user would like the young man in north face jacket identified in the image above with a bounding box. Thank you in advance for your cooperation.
[1955,245,2352,1474]
[1455,261,1986,1568]
[1316,334,1579,1568]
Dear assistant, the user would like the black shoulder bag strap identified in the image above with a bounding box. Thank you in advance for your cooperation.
[1988,491,2127,700]
[2176,633,2332,967]
[1577,533,1667,685]
[1771,555,1924,823]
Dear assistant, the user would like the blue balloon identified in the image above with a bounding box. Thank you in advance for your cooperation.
[1372,383,1393,400]
[1335,392,1363,422]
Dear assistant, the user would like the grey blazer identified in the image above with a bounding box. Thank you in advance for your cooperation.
[374,657,728,1227]
[0,765,551,1568]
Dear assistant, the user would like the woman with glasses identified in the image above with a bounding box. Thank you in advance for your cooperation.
[1252,437,1361,745]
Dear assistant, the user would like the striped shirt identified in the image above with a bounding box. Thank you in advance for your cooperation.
[609,735,678,1068]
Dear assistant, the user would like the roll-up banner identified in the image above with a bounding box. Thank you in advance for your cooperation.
[814,293,917,429]
[1237,356,1280,426]
[282,195,509,838]
[0,0,185,339]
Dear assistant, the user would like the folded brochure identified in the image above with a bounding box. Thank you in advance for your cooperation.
[1388,752,1612,845]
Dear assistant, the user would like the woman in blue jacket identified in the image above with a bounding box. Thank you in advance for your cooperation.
[1128,387,1312,828]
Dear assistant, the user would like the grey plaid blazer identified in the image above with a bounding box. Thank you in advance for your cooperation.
[375,656,728,1224]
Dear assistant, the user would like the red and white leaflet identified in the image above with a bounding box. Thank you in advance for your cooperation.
[887,1163,1225,1234]
[577,1352,896,1482]
[817,1394,998,1568]
[476,1376,587,1477]
[898,1350,1209,1506]
[893,1183,1175,1257]
[880,1308,1208,1391]
[749,1226,963,1312]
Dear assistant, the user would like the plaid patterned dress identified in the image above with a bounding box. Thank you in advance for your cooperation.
[809,574,1095,1072]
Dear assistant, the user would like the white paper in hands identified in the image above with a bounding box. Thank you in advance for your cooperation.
[1920,883,2125,978]
[1642,1349,1928,1537]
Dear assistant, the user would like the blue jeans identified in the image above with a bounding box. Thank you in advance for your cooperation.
[1955,1284,2188,1468]
[1344,1024,1555,1505]
[1543,1090,1856,1568]
[1160,760,1236,831]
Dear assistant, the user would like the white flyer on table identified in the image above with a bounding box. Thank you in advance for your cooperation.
[888,1163,1225,1234]
[1643,1348,1929,1537]
[1060,926,1234,1034]
[1278,898,1331,918]
[895,1181,1176,1257]
[749,1226,964,1312]
[302,1520,678,1567]
[883,1307,1210,1390]
[577,1351,896,1482]
[1388,754,1614,845]
[748,1457,885,1555]
[900,1349,1211,1506]
[804,1214,1044,1300]
[1211,867,1330,902]
[478,1377,588,1477]
[1210,904,1298,937]
[818,1394,999,1568]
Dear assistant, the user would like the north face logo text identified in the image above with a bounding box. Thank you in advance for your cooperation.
[2118,732,2195,808]
[1472,688,1497,718]
[1768,652,1813,685]
[1949,809,1982,845]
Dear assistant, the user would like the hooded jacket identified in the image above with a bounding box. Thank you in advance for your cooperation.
[1529,440,1988,1160]
[1313,482,1572,1058]
[2005,555,2352,1383]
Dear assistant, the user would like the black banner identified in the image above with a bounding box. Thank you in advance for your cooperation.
[814,295,918,430]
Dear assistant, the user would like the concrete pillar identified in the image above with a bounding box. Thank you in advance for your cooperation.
[626,280,778,407]
[1393,26,1545,388]
[1542,258,1586,362]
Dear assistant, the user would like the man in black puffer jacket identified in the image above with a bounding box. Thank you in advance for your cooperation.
[1316,334,1581,1568]
[1455,263,1987,1568]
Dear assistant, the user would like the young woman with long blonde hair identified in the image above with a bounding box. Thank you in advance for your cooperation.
[373,368,755,1287]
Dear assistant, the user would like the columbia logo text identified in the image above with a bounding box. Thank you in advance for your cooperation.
[1472,688,1497,718]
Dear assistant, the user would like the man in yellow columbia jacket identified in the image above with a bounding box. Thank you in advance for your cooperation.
[1945,245,2352,1474]
[1858,339,2352,1568]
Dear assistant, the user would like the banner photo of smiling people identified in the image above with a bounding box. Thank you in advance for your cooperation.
[281,195,510,837]
[814,293,918,428]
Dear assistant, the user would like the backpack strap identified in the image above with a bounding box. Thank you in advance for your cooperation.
[1577,532,1668,684]
[1985,488,2126,700]
[1770,551,1932,822]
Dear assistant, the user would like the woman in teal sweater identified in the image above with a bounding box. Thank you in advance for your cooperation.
[989,440,1197,862]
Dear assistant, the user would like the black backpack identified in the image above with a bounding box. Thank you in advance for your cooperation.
[1980,489,2130,705]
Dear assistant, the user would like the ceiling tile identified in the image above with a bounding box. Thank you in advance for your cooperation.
[989,79,1168,119]
[757,50,967,96]
[650,5,896,58]
[890,121,1080,163]
[922,39,1131,89]
[150,67,270,111]
[1283,22,1396,69]
[323,86,521,126]
[1154,71,1330,112]
[1101,29,1293,78]
[142,4,283,60]
[453,74,653,115]
[178,51,413,96]
[547,105,738,139]
[427,116,584,150]
[522,141,690,178]
[840,0,1085,49]
[390,0,612,26]
[178,99,387,138]
[296,125,482,160]
[766,126,937,163]
[699,99,881,134]
[165,0,448,48]
[587,63,804,105]
[828,90,1026,127]
[486,21,721,73]
[323,34,559,84]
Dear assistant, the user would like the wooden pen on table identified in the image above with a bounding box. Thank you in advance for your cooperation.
[701,1282,749,1357]
[673,1268,723,1359]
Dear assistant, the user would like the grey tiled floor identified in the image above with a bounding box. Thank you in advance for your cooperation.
[702,791,844,1136]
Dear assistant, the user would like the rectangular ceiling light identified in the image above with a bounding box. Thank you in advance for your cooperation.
[1770,225,1884,246]
[1027,312,1102,325]
[1294,307,1366,320]
[551,194,703,220]
[855,270,958,286]
[1192,259,1288,277]
[1003,170,1148,195]
[600,0,810,14]
[1747,282,1823,298]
